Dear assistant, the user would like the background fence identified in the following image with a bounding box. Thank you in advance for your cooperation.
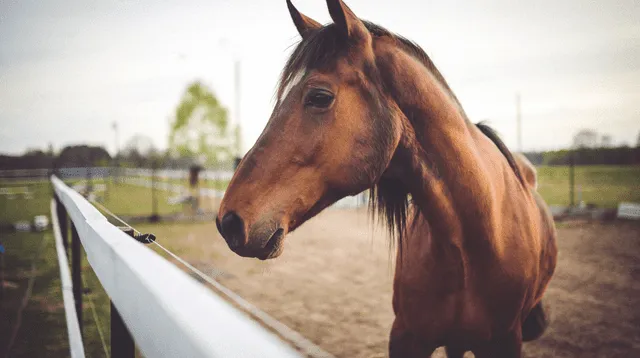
[0,167,369,225]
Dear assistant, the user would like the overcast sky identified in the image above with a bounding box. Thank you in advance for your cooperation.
[1,0,638,156]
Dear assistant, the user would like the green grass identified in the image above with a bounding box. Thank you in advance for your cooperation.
[0,179,147,356]
[96,181,180,217]
[74,179,222,217]
[0,177,220,223]
[0,193,129,357]
[0,229,111,357]
[79,257,113,358]
[536,166,640,208]
[0,180,52,224]
[157,177,229,191]
[0,231,69,357]
[0,178,208,357]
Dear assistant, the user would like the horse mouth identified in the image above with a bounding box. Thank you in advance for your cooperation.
[259,228,285,260]
[227,226,286,260]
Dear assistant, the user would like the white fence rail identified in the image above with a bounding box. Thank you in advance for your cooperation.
[50,199,86,358]
[122,168,234,181]
[123,176,226,199]
[617,202,640,220]
[51,176,303,357]
[122,176,368,209]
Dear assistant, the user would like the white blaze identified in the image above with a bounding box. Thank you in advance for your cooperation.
[279,69,306,103]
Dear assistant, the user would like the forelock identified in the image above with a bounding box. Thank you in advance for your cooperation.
[277,24,347,100]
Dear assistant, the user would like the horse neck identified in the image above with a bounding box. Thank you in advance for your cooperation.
[376,45,498,243]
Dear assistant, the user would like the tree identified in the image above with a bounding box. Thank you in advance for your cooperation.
[0,149,54,169]
[572,129,598,149]
[122,134,157,167]
[168,81,235,166]
[56,145,111,167]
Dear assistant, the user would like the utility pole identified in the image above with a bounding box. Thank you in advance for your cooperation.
[516,93,522,152]
[113,122,119,160]
[234,59,242,158]
[569,151,575,208]
[112,122,120,186]
[219,38,243,161]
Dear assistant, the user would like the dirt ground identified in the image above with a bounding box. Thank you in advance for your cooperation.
[149,209,640,358]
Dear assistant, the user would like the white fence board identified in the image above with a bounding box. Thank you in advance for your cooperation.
[617,202,640,220]
[50,199,86,358]
[123,176,368,209]
[51,176,302,358]
[123,168,234,181]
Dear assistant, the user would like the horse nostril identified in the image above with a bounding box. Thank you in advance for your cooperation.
[216,216,222,234]
[220,211,246,249]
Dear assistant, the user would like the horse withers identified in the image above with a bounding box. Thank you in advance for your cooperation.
[216,1,557,357]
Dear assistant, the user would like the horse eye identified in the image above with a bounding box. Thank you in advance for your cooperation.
[305,89,334,109]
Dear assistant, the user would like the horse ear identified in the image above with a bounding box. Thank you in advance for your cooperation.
[287,0,322,39]
[326,0,369,42]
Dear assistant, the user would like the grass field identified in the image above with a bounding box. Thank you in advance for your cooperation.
[158,177,229,191]
[167,165,640,209]
[0,228,111,357]
[0,231,68,357]
[148,165,640,209]
[0,180,177,224]
[0,180,52,223]
[0,177,225,226]
[536,166,640,208]
[2,165,635,226]
[96,181,178,217]
[0,181,138,357]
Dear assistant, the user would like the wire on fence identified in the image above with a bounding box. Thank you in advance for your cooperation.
[3,233,48,357]
[81,273,110,358]
[54,175,301,358]
[89,198,335,358]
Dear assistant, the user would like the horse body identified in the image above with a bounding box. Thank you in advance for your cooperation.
[391,191,556,356]
[372,40,557,355]
[217,1,557,356]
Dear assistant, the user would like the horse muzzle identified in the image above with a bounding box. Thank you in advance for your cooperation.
[216,211,287,260]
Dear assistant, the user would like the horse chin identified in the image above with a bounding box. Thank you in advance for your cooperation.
[259,244,285,260]
[232,228,286,260]
[259,229,286,260]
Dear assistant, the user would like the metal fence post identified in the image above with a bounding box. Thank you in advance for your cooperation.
[86,167,93,195]
[111,229,136,358]
[569,151,575,208]
[150,162,159,222]
[71,222,83,335]
[56,195,69,253]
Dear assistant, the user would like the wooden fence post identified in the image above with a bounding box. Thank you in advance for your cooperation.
[71,222,83,335]
[56,196,69,253]
[110,229,136,358]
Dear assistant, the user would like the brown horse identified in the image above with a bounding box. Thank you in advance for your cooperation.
[217,1,557,356]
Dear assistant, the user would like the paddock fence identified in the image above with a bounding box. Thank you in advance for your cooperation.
[50,175,333,357]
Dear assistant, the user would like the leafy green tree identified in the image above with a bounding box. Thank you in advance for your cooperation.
[57,145,111,167]
[168,81,235,165]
